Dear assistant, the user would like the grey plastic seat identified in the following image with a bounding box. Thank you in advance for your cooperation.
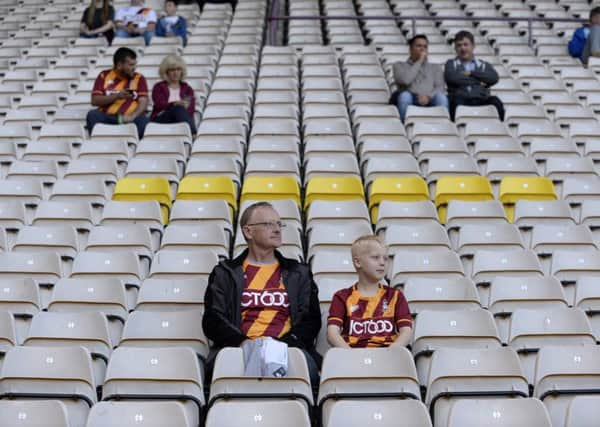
[119,309,208,361]
[509,308,596,384]
[135,278,207,312]
[103,346,204,427]
[530,225,596,255]
[426,347,529,427]
[446,398,551,427]
[403,277,481,314]
[149,250,219,281]
[513,200,576,228]
[385,223,451,255]
[391,249,465,287]
[0,400,70,427]
[87,401,193,427]
[325,399,431,427]
[0,346,96,427]
[534,345,600,427]
[210,347,312,413]
[564,396,600,427]
[412,309,502,385]
[318,347,420,426]
[444,200,507,230]
[375,200,439,234]
[206,400,311,427]
[24,311,112,387]
[455,223,524,256]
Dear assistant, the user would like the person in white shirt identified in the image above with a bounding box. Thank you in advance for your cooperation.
[114,0,157,45]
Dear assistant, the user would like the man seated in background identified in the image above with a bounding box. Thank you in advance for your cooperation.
[444,30,504,121]
[156,0,188,46]
[393,34,448,122]
[203,202,322,384]
[86,47,149,139]
[581,7,600,65]
[114,0,157,45]
[327,235,412,349]
[570,7,600,63]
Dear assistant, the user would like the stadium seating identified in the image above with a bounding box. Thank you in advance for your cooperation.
[0,0,599,424]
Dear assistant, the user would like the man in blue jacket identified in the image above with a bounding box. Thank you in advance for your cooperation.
[569,7,600,63]
[156,0,187,46]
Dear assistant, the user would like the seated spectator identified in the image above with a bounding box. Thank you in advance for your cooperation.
[203,202,322,385]
[444,30,504,121]
[80,0,115,44]
[393,34,448,122]
[114,0,157,46]
[581,7,600,65]
[151,55,197,135]
[156,0,188,46]
[86,47,149,139]
[327,236,412,349]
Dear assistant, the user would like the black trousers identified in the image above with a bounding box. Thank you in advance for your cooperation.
[449,94,505,121]
[152,104,197,135]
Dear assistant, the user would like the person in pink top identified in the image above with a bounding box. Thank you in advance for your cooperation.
[150,55,196,135]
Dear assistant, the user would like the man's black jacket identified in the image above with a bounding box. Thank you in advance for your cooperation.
[202,249,322,351]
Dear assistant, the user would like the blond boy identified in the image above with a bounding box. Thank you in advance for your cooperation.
[327,235,412,348]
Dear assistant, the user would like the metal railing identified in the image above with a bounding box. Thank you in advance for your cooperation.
[266,1,586,48]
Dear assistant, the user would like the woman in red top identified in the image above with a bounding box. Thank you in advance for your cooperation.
[151,55,196,135]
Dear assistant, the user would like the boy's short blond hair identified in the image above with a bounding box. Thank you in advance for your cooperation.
[351,235,387,259]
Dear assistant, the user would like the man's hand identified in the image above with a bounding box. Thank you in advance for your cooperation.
[122,113,136,123]
[463,70,471,76]
[116,90,133,100]
[126,22,138,34]
[418,50,427,63]
[417,94,430,106]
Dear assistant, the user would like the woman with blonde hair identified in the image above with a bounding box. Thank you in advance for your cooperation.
[151,55,196,135]
[80,0,115,43]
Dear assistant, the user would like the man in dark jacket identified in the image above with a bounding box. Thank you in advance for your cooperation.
[203,201,322,384]
[444,30,504,121]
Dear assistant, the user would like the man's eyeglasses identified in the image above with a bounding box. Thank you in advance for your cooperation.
[246,221,286,229]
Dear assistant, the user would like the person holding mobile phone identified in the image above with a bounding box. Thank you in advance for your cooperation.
[86,47,150,139]
[150,55,196,135]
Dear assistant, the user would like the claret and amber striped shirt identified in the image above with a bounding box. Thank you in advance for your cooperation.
[92,69,148,115]
[328,284,412,348]
[241,259,292,339]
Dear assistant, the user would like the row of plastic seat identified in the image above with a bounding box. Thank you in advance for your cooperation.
[1,343,599,427]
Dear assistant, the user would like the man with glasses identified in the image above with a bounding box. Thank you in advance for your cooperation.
[203,201,322,384]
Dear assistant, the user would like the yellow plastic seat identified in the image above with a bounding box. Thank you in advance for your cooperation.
[240,176,300,206]
[176,176,237,214]
[435,176,494,223]
[499,176,557,222]
[113,177,172,224]
[368,176,428,222]
[304,176,364,210]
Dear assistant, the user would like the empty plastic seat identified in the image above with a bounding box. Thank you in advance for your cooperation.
[306,200,370,231]
[169,199,232,234]
[206,400,310,427]
[385,223,451,254]
[412,309,502,385]
[368,176,428,221]
[87,401,192,427]
[530,225,596,255]
[509,308,596,384]
[103,346,204,427]
[161,224,228,258]
[471,249,543,285]
[0,181,42,207]
[86,225,154,264]
[0,346,96,427]
[149,250,219,281]
[564,395,600,427]
[318,347,420,426]
[390,249,464,287]
[304,176,364,209]
[499,177,557,222]
[551,250,600,304]
[12,225,79,259]
[135,278,206,311]
[32,201,95,232]
[445,200,507,230]
[513,200,576,228]
[24,311,111,386]
[49,179,108,207]
[562,176,600,205]
[435,176,494,223]
[0,310,16,358]
[210,347,312,411]
[426,347,529,427]
[403,277,480,314]
[324,399,431,427]
[307,223,372,260]
[240,175,300,206]
[375,200,438,233]
[488,276,568,342]
[113,177,172,224]
[534,345,600,427]
[311,250,356,284]
[446,398,551,427]
[0,252,62,286]
[100,201,164,241]
[0,400,70,427]
[119,309,208,361]
[455,223,524,256]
